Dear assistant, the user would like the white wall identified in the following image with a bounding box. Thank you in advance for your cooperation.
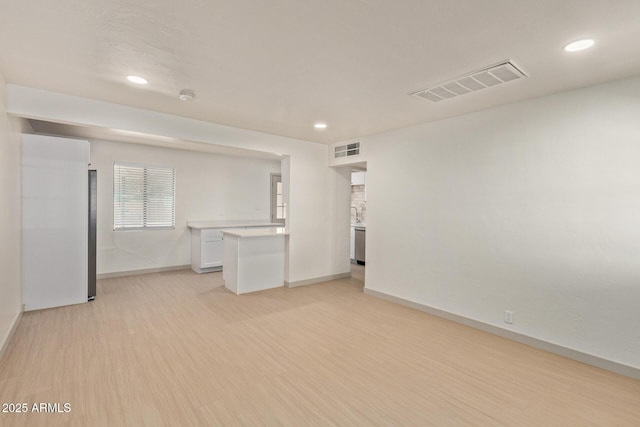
[90,139,281,275]
[0,74,22,351]
[362,75,640,369]
[7,86,352,283]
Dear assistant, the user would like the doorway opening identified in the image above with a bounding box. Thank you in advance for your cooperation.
[350,167,366,283]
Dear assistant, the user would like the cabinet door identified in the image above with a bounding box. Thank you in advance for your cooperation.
[350,226,355,259]
[351,171,366,186]
[355,229,366,262]
[201,230,224,268]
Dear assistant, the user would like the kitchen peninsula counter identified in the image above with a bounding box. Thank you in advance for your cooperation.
[187,220,282,229]
[220,227,288,238]
[222,227,289,295]
[187,220,283,273]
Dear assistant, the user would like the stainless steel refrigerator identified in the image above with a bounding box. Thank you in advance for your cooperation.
[88,169,97,300]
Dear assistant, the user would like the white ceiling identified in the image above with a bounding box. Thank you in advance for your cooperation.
[1,0,639,144]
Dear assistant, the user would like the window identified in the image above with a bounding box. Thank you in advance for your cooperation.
[271,174,285,224]
[113,162,175,230]
[334,141,360,158]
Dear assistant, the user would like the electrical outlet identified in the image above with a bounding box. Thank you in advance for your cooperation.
[504,310,513,324]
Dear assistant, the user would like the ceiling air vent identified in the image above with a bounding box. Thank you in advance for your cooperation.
[411,61,527,103]
[334,142,360,158]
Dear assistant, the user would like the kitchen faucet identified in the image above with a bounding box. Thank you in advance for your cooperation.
[351,206,360,223]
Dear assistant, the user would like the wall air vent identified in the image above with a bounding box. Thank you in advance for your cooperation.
[410,61,527,103]
[334,142,360,158]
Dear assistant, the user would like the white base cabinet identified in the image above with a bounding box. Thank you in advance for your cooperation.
[190,229,224,273]
[222,228,287,295]
[350,225,355,261]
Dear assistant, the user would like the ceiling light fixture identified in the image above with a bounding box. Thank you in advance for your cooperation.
[127,75,148,85]
[179,89,196,102]
[314,122,327,129]
[563,38,594,52]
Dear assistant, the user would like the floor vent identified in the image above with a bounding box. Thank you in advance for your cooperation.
[334,142,360,158]
[411,61,527,103]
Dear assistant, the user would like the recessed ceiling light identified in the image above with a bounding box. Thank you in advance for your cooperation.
[314,122,327,129]
[179,89,196,102]
[563,39,594,52]
[127,75,148,85]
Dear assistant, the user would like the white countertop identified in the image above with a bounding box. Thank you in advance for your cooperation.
[187,220,282,229]
[221,227,289,238]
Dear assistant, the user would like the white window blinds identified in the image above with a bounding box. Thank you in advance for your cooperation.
[113,162,175,230]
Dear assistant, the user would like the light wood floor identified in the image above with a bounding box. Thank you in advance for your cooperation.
[350,263,365,283]
[1,271,639,426]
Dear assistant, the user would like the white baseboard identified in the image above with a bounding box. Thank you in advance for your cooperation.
[364,288,640,380]
[191,265,222,274]
[285,272,351,288]
[97,264,191,280]
[0,310,23,362]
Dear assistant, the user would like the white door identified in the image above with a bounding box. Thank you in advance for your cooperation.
[22,134,90,311]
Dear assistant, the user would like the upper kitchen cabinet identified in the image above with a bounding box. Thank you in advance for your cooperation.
[351,171,367,202]
[351,171,366,186]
